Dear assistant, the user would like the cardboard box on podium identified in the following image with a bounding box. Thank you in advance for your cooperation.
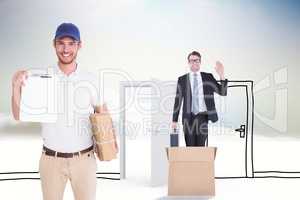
[166,147,217,197]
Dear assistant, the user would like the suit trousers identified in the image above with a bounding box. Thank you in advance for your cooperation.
[183,112,208,146]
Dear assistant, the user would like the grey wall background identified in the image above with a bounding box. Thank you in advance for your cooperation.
[0,0,299,136]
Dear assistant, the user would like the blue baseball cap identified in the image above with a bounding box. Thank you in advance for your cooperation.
[54,23,80,41]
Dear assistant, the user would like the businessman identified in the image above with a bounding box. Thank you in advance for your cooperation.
[172,51,228,146]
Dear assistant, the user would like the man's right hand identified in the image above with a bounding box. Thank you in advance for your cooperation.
[171,122,178,131]
[12,70,28,89]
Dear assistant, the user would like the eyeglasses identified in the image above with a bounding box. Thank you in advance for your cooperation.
[189,59,201,63]
[55,40,80,49]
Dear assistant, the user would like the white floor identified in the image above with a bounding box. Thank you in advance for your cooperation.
[1,171,300,200]
[1,129,300,199]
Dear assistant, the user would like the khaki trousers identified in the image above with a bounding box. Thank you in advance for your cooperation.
[39,150,97,200]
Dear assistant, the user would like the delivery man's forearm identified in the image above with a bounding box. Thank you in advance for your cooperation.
[11,70,28,120]
[11,86,21,120]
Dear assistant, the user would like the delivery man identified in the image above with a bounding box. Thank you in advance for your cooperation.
[11,23,117,200]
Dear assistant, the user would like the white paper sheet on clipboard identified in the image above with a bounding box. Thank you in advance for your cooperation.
[20,73,58,123]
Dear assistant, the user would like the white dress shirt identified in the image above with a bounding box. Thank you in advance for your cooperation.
[41,65,100,153]
[189,70,207,113]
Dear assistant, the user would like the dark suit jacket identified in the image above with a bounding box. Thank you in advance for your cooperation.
[172,72,228,123]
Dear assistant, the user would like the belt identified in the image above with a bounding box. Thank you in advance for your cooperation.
[43,145,94,158]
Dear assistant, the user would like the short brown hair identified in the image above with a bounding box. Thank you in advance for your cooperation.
[187,51,201,61]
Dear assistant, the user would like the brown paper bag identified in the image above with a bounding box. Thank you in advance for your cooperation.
[89,105,118,161]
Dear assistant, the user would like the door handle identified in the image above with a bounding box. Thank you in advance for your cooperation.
[235,125,246,138]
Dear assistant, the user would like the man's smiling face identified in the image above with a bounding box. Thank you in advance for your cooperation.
[54,36,81,65]
[188,54,201,72]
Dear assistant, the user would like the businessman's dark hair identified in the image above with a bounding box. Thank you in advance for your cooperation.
[187,51,201,61]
